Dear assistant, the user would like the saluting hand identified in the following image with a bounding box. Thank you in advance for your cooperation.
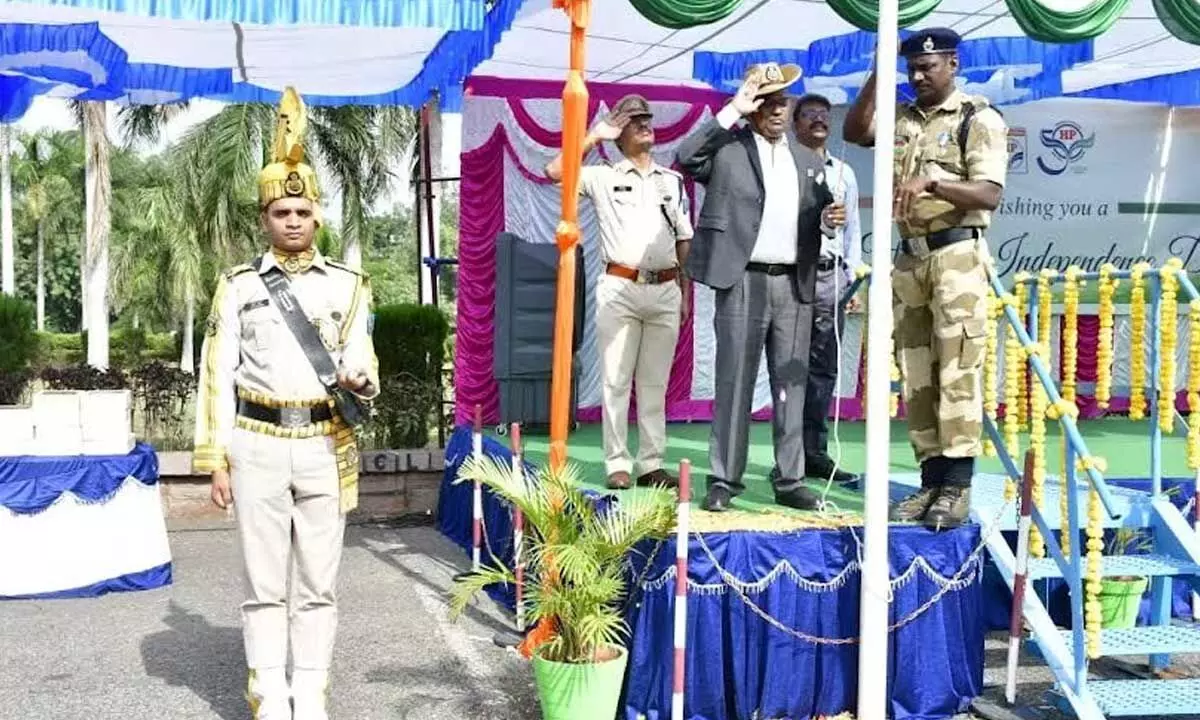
[731,69,765,116]
[591,110,629,142]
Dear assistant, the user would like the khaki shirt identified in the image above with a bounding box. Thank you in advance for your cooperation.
[579,159,694,271]
[193,249,380,473]
[893,90,1008,239]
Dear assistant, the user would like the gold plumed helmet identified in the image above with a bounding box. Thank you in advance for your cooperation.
[258,87,321,224]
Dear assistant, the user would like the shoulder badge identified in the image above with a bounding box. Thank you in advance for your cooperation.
[224,263,255,281]
[327,258,367,278]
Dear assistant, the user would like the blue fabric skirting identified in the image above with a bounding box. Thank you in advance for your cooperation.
[0,442,159,515]
[0,562,172,601]
[438,426,985,719]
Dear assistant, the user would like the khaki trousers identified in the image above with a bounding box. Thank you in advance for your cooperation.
[595,273,681,477]
[892,238,989,473]
[229,427,346,671]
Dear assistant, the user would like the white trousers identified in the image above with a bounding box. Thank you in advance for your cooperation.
[595,274,681,477]
[230,427,346,671]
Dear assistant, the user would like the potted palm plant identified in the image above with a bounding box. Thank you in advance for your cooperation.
[1098,527,1152,629]
[449,454,677,720]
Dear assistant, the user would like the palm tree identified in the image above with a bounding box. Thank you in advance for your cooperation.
[119,101,416,269]
[82,100,112,369]
[1,122,14,296]
[111,147,236,373]
[12,131,75,330]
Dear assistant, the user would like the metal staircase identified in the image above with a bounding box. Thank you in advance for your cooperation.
[971,266,1200,718]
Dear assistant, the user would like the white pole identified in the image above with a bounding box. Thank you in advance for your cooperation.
[1,123,14,296]
[857,3,899,719]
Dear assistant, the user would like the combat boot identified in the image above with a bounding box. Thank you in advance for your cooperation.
[889,457,944,522]
[923,486,971,531]
[292,669,331,720]
[889,486,939,522]
[247,667,290,720]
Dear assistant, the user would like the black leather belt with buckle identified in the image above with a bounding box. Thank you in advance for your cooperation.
[746,262,796,276]
[901,227,983,255]
[817,257,839,272]
[238,398,333,428]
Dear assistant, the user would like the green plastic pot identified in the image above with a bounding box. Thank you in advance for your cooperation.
[532,645,628,720]
[1099,576,1148,629]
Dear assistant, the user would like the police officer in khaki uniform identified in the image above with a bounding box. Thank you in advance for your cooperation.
[193,88,380,719]
[546,94,693,490]
[844,28,1008,529]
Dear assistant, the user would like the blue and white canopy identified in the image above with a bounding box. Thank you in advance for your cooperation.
[1,0,1198,121]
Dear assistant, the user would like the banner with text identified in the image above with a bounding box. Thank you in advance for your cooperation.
[834,98,1200,278]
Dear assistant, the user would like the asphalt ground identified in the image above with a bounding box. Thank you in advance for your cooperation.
[1,522,1196,720]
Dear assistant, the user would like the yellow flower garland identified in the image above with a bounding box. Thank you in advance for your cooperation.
[1130,263,1149,420]
[1062,268,1081,404]
[1188,298,1200,469]
[1080,454,1108,658]
[1026,272,1053,560]
[1002,293,1022,499]
[1158,260,1181,433]
[983,291,1000,458]
[1096,265,1117,409]
[1059,267,1082,558]
[1014,274,1031,428]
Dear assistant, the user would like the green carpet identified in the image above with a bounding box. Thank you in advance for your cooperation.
[506,418,1190,531]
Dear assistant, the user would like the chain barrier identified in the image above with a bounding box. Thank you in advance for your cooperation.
[682,499,1013,645]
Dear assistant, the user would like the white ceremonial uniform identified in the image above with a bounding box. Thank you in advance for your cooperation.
[193,248,379,719]
[579,159,694,478]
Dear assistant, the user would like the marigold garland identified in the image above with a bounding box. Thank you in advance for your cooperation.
[1158,260,1181,433]
[1026,272,1053,560]
[1014,274,1031,428]
[1096,265,1117,409]
[1082,453,1109,658]
[1129,263,1149,420]
[1188,298,1200,469]
[1002,293,1022,500]
[1061,268,1081,404]
[1059,267,1082,558]
[983,291,1000,458]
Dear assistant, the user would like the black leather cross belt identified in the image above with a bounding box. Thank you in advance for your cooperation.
[746,262,795,276]
[901,227,983,256]
[238,398,333,428]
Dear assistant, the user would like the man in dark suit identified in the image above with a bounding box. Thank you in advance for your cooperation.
[676,62,845,512]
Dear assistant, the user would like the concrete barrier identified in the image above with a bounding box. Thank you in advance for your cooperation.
[158,448,445,530]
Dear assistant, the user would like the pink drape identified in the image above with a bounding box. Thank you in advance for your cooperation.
[453,126,506,425]
[454,94,711,424]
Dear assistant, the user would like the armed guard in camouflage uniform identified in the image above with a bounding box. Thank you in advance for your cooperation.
[843,28,1008,529]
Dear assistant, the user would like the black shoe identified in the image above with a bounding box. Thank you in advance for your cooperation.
[923,486,971,531]
[889,486,939,522]
[636,468,678,489]
[805,458,859,485]
[774,482,821,511]
[702,486,732,512]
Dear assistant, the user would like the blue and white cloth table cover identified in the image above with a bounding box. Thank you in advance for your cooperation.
[0,443,172,599]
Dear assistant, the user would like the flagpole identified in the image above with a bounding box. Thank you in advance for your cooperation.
[857,1,899,717]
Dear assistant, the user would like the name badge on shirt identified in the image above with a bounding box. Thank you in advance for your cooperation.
[614,185,632,193]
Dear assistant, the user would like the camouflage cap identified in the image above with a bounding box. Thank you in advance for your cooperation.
[611,94,652,118]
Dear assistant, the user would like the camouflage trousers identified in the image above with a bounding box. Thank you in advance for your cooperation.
[893,238,989,466]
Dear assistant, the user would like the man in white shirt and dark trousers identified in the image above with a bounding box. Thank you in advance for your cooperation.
[676,64,846,512]
[769,93,862,487]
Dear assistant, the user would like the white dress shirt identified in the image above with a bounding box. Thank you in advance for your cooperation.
[818,154,862,284]
[716,104,800,264]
